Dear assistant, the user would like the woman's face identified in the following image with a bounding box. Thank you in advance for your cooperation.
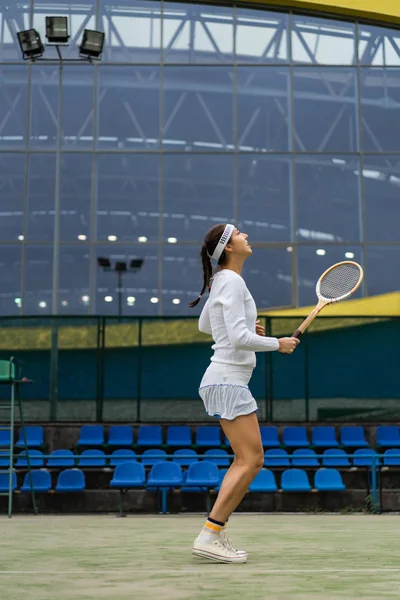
[226,228,252,258]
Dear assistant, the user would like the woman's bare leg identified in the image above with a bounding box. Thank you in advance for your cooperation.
[209,412,264,523]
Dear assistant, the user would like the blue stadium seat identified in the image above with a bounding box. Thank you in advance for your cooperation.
[292,449,319,467]
[47,449,75,468]
[311,426,339,448]
[383,449,400,466]
[0,429,11,448]
[147,462,183,488]
[109,450,137,467]
[172,449,198,466]
[281,469,312,492]
[56,469,86,492]
[137,426,162,447]
[140,449,167,466]
[264,449,290,467]
[321,449,350,467]
[77,425,104,447]
[78,449,106,467]
[16,450,44,467]
[110,462,145,488]
[0,452,9,467]
[195,426,221,448]
[21,469,52,493]
[107,426,133,448]
[0,471,17,492]
[184,461,220,488]
[283,426,309,448]
[249,469,277,492]
[260,426,280,448]
[16,426,44,448]
[203,449,230,467]
[314,468,346,491]
[376,426,400,449]
[340,426,369,448]
[353,449,380,467]
[166,426,192,448]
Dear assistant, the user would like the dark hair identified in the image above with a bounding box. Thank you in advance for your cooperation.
[189,223,230,308]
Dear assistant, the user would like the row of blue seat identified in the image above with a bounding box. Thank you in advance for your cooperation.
[3,425,400,450]
[3,464,346,494]
[4,447,395,468]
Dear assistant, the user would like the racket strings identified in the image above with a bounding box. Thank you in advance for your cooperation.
[320,263,361,300]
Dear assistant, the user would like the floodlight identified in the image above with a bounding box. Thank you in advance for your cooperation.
[46,16,69,44]
[17,29,44,60]
[79,29,105,59]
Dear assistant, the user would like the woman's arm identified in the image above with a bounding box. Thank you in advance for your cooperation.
[198,299,212,335]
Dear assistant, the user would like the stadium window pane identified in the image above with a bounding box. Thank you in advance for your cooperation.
[58,246,90,314]
[163,2,233,64]
[237,155,292,242]
[295,155,361,243]
[30,65,59,149]
[366,246,400,295]
[359,25,400,66]
[292,15,356,65]
[99,0,161,63]
[0,66,29,149]
[235,8,288,64]
[363,156,400,242]
[0,1,30,62]
[60,153,92,242]
[243,247,293,309]
[237,66,291,152]
[24,244,54,315]
[163,66,234,151]
[0,154,25,241]
[97,66,160,150]
[162,154,234,243]
[32,0,96,61]
[94,245,158,316]
[360,68,400,152]
[61,66,95,149]
[0,246,22,316]
[293,67,358,152]
[297,245,363,306]
[96,154,160,242]
[26,154,56,242]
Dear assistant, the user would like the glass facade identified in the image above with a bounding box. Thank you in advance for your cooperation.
[0,1,399,316]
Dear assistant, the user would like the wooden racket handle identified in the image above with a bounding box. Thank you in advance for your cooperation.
[291,300,327,338]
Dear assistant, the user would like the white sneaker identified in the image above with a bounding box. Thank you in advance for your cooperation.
[192,535,248,564]
[220,530,247,558]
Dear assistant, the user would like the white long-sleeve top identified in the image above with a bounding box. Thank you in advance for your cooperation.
[198,269,279,368]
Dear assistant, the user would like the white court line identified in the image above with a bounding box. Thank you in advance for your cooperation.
[1,569,400,575]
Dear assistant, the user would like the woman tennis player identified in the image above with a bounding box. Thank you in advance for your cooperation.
[189,223,299,564]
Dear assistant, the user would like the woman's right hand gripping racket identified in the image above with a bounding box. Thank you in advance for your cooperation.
[292,261,364,339]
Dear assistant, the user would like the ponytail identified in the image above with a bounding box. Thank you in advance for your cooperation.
[188,244,213,308]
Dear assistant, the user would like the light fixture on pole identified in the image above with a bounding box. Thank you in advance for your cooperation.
[17,29,45,60]
[45,16,69,44]
[79,29,105,60]
[97,257,144,318]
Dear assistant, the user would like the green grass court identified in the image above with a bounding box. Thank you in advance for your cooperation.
[1,514,400,599]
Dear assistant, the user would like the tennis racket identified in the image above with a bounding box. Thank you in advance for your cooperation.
[292,261,364,339]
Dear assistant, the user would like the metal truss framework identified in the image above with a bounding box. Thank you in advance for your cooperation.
[0,2,399,316]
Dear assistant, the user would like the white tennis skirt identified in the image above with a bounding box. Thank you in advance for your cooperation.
[198,362,258,421]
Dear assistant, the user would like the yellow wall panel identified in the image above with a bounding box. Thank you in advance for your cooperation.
[251,0,400,25]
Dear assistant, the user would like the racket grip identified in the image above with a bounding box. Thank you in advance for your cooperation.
[292,329,303,339]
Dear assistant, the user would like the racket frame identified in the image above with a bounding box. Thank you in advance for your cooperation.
[292,261,364,339]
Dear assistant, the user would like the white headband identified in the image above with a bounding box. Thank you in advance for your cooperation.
[209,223,235,261]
